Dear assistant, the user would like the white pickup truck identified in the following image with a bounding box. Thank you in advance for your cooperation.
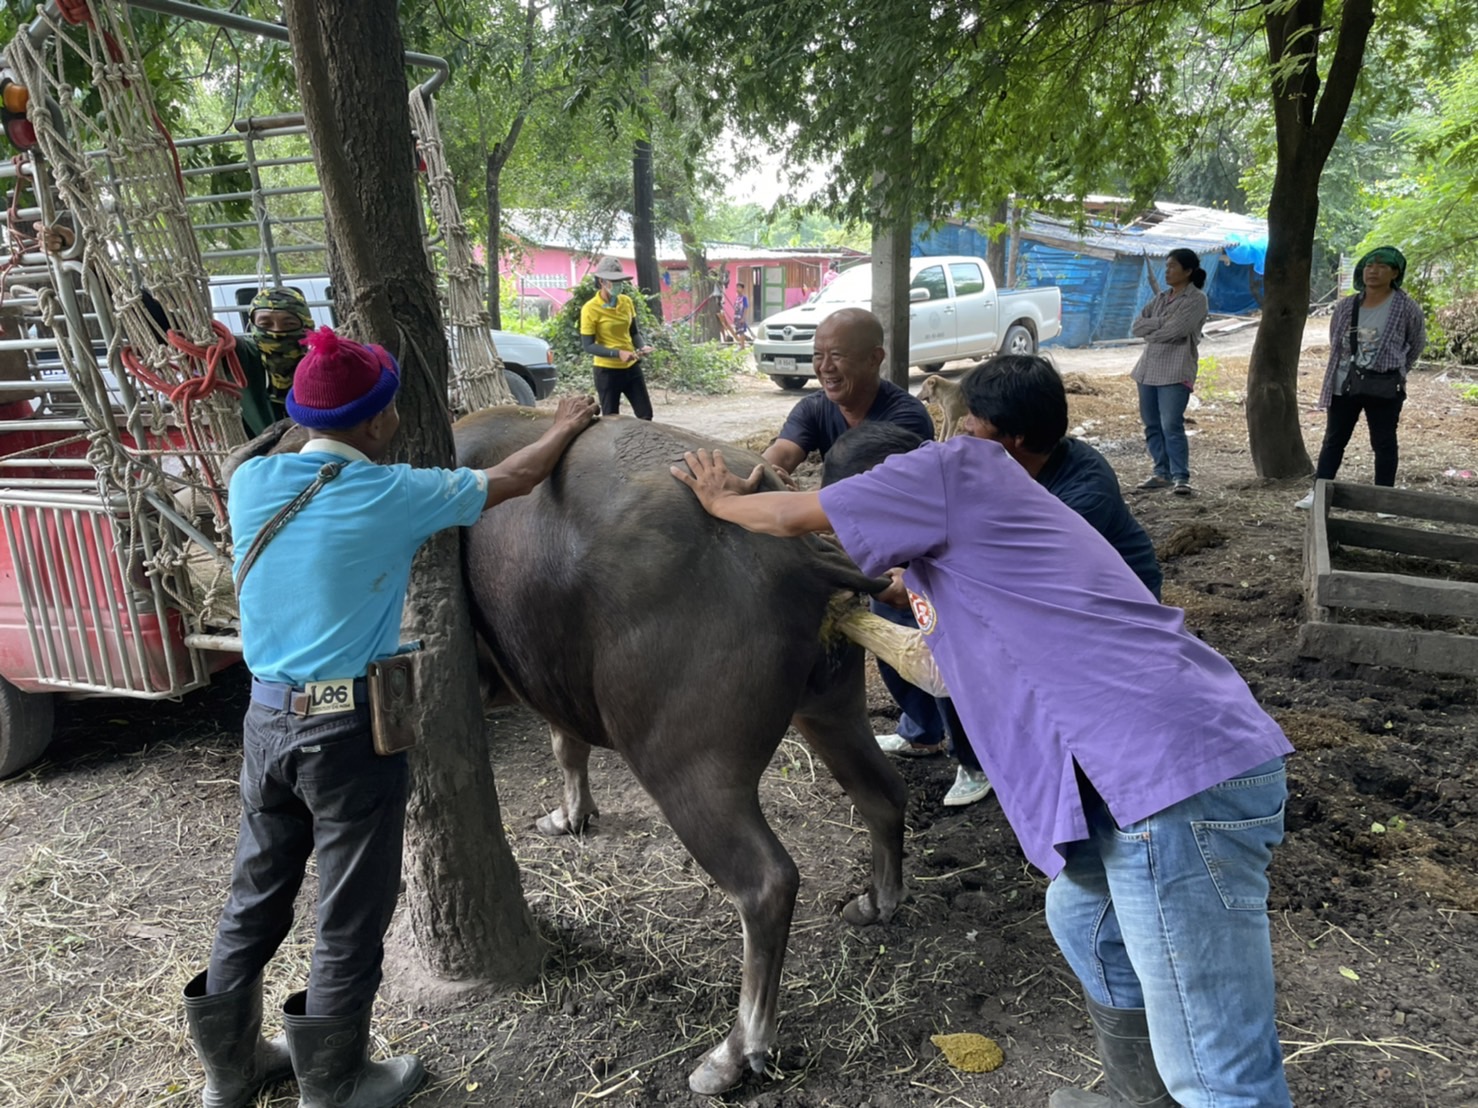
[753,255,1062,390]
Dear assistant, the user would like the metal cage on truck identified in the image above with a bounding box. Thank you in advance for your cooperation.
[0,0,508,775]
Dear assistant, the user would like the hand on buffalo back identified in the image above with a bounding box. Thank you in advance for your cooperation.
[671,448,763,513]
[877,567,910,610]
[551,394,600,438]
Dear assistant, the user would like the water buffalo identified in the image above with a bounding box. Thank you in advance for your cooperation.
[454,407,907,1095]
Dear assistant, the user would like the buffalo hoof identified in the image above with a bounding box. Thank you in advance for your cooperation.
[535,807,593,837]
[688,1049,747,1096]
[841,888,896,926]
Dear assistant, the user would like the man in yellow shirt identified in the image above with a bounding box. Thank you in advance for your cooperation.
[580,255,655,419]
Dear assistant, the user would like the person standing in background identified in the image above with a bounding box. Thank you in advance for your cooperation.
[1295,246,1425,510]
[1130,249,1208,497]
[580,255,654,419]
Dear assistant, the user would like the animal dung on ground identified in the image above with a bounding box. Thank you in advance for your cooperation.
[930,1032,1005,1072]
[1157,522,1227,560]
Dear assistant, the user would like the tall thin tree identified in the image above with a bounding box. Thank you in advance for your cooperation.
[280,0,544,988]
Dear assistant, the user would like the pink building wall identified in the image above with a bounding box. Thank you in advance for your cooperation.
[500,239,840,325]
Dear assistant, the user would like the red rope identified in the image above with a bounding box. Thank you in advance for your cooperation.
[119,320,246,522]
[56,0,91,25]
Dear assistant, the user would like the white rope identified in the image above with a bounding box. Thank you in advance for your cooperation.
[408,87,514,414]
[6,3,250,623]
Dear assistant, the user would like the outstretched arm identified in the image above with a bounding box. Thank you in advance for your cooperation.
[483,395,600,509]
[672,449,830,536]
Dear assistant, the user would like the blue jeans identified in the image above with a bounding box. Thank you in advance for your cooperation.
[1045,758,1290,1108]
[869,597,943,744]
[1137,382,1192,482]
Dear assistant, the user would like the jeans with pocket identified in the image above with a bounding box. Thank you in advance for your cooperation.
[1045,757,1291,1107]
[207,699,409,1017]
[1137,382,1192,482]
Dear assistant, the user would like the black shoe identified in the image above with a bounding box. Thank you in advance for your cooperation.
[1048,994,1176,1106]
[183,970,293,1108]
[283,991,426,1108]
[1171,479,1195,497]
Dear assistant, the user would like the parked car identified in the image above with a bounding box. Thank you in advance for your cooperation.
[209,276,556,401]
[753,256,1062,390]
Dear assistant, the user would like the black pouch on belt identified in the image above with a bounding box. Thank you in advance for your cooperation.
[366,654,420,756]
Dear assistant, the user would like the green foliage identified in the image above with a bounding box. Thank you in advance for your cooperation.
[1360,53,1478,309]
[547,278,743,395]
[1195,355,1243,403]
[697,202,870,250]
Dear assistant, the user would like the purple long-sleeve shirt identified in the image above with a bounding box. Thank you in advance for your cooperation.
[818,436,1292,878]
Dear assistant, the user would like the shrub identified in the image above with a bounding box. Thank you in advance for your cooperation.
[1437,294,1478,365]
[546,279,745,395]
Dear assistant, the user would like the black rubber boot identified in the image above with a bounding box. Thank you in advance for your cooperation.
[182,969,293,1108]
[282,990,426,1108]
[1048,994,1177,1107]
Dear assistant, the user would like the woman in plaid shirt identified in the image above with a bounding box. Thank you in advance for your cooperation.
[1130,249,1209,497]
[1295,246,1426,509]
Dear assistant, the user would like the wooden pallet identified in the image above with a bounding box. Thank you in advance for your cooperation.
[1299,480,1478,675]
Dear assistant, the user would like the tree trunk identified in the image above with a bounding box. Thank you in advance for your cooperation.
[871,86,913,388]
[984,197,1009,287]
[1245,0,1375,478]
[1245,158,1320,478]
[282,0,544,987]
[632,139,662,320]
[486,150,503,330]
[679,230,721,342]
[872,214,912,388]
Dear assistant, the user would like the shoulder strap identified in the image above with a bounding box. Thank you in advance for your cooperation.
[234,461,348,594]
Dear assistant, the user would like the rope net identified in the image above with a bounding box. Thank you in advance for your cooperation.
[408,87,514,414]
[5,2,247,626]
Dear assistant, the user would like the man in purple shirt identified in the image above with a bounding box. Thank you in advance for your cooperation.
[673,412,1294,1106]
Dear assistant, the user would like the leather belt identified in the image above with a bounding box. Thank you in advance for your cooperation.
[251,676,367,717]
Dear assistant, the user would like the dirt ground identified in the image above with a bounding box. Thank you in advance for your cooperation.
[4,328,1478,1107]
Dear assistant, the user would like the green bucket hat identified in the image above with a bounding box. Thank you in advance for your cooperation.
[1354,246,1407,291]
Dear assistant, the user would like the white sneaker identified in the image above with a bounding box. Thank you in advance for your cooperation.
[876,733,946,757]
[1294,491,1314,510]
[943,766,993,807]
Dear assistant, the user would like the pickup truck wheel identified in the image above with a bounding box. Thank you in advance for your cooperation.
[503,369,536,407]
[772,375,808,391]
[0,678,56,778]
[1003,324,1036,356]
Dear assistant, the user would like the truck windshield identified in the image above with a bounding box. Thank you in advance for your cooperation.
[815,266,872,303]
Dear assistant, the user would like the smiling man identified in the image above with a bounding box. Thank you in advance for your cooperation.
[761,308,935,476]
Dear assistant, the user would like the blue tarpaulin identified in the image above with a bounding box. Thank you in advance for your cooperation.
[913,203,1269,347]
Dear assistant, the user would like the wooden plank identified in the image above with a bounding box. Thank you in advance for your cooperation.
[1318,569,1478,618]
[1304,481,1332,624]
[1329,481,1478,525]
[1297,621,1478,676]
[1327,518,1478,565]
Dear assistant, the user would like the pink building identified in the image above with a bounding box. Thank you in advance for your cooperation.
[500,209,860,329]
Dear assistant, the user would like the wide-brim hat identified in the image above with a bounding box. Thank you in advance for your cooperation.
[285,327,400,430]
[591,255,628,282]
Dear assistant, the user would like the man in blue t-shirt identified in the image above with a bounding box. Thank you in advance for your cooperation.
[182,327,597,1108]
[761,308,934,476]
